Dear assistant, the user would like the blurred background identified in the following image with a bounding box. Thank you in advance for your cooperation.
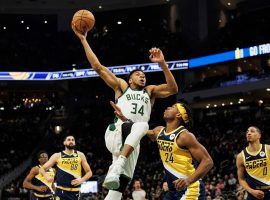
[0,0,270,199]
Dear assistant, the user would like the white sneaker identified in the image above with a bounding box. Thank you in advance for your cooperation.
[103,161,125,190]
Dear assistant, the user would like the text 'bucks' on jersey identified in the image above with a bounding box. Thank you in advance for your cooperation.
[243,144,270,189]
[116,87,151,123]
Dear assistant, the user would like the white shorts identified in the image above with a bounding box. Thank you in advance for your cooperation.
[105,122,140,178]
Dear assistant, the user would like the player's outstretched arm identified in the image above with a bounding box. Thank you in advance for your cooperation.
[173,131,213,190]
[72,25,127,92]
[147,48,178,98]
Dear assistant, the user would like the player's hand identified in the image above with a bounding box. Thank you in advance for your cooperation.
[44,173,54,183]
[149,47,165,65]
[72,23,87,41]
[250,189,264,199]
[71,178,83,186]
[36,185,48,192]
[173,178,191,191]
[110,101,128,122]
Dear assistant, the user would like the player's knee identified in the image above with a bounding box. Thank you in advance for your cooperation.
[132,122,149,134]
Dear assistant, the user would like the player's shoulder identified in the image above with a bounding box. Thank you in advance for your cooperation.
[30,166,40,174]
[118,78,129,91]
[76,151,85,157]
[153,126,165,134]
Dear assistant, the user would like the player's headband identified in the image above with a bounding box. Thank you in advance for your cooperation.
[176,103,189,124]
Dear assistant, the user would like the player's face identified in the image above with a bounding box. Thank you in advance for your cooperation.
[64,136,76,149]
[130,71,146,88]
[163,104,179,120]
[39,153,49,165]
[246,126,261,142]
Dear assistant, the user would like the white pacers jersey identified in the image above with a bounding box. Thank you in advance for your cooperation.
[116,87,151,123]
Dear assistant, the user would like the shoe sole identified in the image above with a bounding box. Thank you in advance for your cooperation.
[103,177,120,190]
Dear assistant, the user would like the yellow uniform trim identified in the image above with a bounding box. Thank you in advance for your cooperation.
[56,186,80,192]
[34,167,55,192]
[33,193,52,198]
[246,144,262,156]
[265,145,269,159]
[180,181,200,199]
[164,126,184,136]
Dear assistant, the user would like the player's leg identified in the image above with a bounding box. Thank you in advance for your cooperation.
[103,122,147,189]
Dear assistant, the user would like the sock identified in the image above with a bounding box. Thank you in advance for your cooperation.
[124,122,149,148]
[104,190,122,200]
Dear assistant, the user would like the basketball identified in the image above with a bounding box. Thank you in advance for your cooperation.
[72,9,95,34]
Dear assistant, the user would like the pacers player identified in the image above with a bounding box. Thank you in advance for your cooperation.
[236,126,270,200]
[72,26,178,199]
[39,135,92,200]
[111,101,213,199]
[23,151,55,200]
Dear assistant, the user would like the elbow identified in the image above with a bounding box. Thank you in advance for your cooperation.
[22,181,27,188]
[207,157,214,170]
[172,85,179,94]
[168,84,178,95]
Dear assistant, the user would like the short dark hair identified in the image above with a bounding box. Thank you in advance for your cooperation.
[36,150,48,160]
[63,135,75,141]
[127,69,144,81]
[252,126,262,134]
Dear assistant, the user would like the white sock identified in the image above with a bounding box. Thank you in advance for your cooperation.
[116,155,127,167]
[104,190,122,200]
[124,122,149,148]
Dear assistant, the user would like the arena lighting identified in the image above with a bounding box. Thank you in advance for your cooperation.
[230,102,233,105]
[21,20,24,24]
[189,42,270,68]
[26,26,29,30]
[267,88,270,91]
[239,98,244,102]
[44,20,47,24]
[98,5,102,9]
[222,103,225,106]
[117,21,122,25]
[214,104,217,107]
[227,2,231,6]
[0,43,269,81]
[138,18,142,22]
[3,27,6,30]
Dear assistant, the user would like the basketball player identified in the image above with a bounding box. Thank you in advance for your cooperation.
[236,126,270,200]
[23,151,55,200]
[111,101,213,199]
[72,26,178,199]
[39,135,92,200]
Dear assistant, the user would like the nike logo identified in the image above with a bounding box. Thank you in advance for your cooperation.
[246,156,251,159]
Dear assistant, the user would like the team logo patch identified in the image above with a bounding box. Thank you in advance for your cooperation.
[260,151,265,157]
[169,134,175,140]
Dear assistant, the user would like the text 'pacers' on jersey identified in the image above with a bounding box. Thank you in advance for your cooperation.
[243,144,270,189]
[56,151,82,189]
[157,126,205,199]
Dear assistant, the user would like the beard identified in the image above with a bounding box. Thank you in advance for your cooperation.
[65,144,75,150]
